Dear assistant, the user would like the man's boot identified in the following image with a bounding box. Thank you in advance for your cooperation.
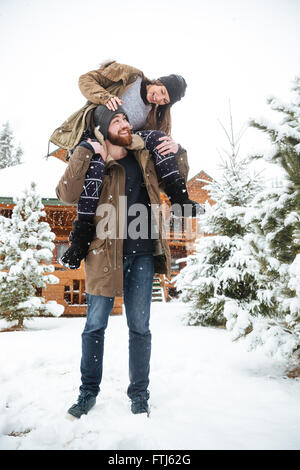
[131,396,150,416]
[164,177,205,217]
[59,220,96,269]
[67,391,96,419]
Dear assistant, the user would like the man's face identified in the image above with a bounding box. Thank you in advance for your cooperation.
[107,113,132,146]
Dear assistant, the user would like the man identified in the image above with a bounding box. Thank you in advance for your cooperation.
[55,105,190,419]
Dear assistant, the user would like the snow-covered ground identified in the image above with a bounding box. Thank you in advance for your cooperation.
[0,301,300,451]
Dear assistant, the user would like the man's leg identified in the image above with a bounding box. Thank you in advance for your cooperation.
[68,292,114,418]
[123,254,154,411]
[80,293,114,395]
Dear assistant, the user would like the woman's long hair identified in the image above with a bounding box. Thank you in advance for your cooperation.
[141,78,172,135]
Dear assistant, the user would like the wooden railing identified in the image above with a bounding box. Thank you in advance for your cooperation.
[159,271,180,302]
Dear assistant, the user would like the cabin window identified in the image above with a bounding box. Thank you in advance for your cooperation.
[56,244,69,261]
[64,280,86,305]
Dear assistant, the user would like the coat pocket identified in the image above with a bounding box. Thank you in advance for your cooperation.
[88,237,106,255]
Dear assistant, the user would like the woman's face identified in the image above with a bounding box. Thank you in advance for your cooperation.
[146,84,170,106]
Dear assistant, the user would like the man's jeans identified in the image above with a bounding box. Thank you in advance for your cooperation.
[80,253,154,400]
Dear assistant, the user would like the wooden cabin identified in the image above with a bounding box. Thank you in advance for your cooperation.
[0,149,214,315]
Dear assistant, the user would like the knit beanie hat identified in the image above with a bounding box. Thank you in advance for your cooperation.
[93,104,128,139]
[158,74,187,105]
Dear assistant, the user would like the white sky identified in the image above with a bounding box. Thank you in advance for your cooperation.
[0,0,300,182]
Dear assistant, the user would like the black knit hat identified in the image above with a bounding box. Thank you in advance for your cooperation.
[158,74,187,105]
[93,105,128,139]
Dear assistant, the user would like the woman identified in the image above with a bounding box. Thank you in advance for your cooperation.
[78,61,184,135]
[58,61,202,269]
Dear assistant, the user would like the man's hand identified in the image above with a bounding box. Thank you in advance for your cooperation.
[156,136,179,156]
[87,138,108,161]
[105,96,124,111]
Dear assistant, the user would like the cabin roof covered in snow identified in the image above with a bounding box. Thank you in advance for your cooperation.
[0,154,213,205]
[0,157,67,204]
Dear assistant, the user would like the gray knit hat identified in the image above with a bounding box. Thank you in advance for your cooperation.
[158,74,187,105]
[93,105,128,139]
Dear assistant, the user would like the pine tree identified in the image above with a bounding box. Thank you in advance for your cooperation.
[250,78,300,261]
[175,114,266,332]
[0,121,23,169]
[241,77,300,360]
[0,182,64,328]
[287,254,300,346]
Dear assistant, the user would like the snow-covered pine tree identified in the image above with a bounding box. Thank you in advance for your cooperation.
[0,182,64,328]
[175,114,265,331]
[240,77,300,360]
[0,121,23,169]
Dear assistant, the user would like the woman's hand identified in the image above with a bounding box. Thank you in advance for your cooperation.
[87,138,108,161]
[155,136,179,156]
[105,96,124,111]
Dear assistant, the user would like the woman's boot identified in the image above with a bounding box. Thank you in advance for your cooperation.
[59,220,96,269]
[164,177,205,217]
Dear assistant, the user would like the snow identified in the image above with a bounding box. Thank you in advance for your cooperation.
[1,301,300,451]
[44,301,64,317]
[0,158,66,199]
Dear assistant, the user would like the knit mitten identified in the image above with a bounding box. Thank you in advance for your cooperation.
[59,220,96,269]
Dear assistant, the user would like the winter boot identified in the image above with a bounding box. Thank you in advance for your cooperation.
[164,177,205,217]
[59,220,96,269]
[67,392,96,419]
[131,396,150,416]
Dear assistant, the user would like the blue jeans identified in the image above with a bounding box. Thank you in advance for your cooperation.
[80,253,154,400]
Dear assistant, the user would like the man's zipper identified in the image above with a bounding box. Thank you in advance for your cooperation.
[114,173,119,270]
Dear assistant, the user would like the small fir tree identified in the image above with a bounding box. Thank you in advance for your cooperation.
[0,121,23,169]
[0,182,64,328]
[239,77,300,360]
[175,114,265,331]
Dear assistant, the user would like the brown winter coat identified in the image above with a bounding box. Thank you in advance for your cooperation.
[55,133,190,297]
[50,62,145,151]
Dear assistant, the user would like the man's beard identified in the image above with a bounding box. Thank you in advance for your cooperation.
[108,129,133,147]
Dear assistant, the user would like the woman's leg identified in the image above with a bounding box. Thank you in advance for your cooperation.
[59,152,105,269]
[77,153,106,222]
[135,130,180,185]
[136,130,203,217]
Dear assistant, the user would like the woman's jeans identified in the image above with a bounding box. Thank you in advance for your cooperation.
[80,253,154,401]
